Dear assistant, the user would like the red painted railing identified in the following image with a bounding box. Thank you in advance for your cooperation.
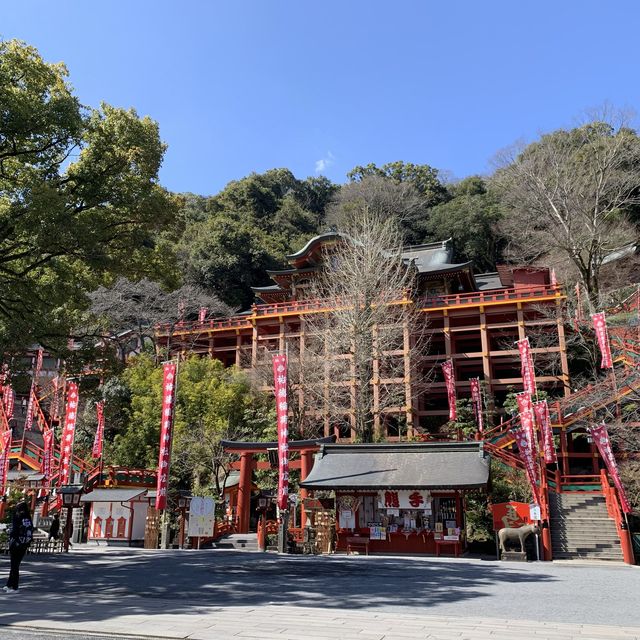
[155,285,564,336]
[600,469,635,564]
[420,284,563,309]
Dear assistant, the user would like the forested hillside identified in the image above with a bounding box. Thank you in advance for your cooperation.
[3,38,640,356]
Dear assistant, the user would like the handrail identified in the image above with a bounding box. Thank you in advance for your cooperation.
[600,469,634,564]
[420,284,563,309]
[0,399,10,433]
[155,284,565,336]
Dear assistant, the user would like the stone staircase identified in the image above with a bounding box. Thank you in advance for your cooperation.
[214,532,259,551]
[549,493,623,561]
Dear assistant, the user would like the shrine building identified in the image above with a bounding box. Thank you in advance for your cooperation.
[156,232,568,440]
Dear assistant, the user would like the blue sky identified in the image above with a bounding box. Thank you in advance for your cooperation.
[2,1,640,195]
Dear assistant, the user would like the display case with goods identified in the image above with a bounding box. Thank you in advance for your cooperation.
[332,489,467,555]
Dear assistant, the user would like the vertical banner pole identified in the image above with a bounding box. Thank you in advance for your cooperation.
[273,353,290,553]
[157,359,179,549]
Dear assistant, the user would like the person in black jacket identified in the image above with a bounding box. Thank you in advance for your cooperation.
[48,513,60,541]
[3,502,33,592]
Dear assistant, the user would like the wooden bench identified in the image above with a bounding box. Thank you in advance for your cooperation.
[346,536,370,555]
[435,539,460,557]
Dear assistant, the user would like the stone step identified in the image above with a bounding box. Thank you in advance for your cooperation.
[550,493,624,562]
[551,522,618,537]
[551,509,609,518]
[551,505,607,510]
[551,525,618,532]
[551,538,620,549]
[551,504,608,511]
[551,526,619,534]
[551,538,620,547]
[552,519,611,524]
[551,520,617,526]
[553,547,622,557]
[552,529,619,535]
[552,538,620,545]
[551,500,607,504]
[554,553,623,561]
[552,498,605,502]
[216,533,259,551]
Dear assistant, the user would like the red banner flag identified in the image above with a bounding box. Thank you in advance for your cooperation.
[470,377,483,433]
[42,429,54,485]
[441,360,457,422]
[35,348,43,378]
[92,401,105,459]
[512,427,540,505]
[589,423,632,513]
[533,400,557,464]
[516,392,537,458]
[272,354,289,512]
[0,430,11,497]
[59,382,79,487]
[592,312,613,369]
[516,337,537,396]
[51,374,62,422]
[3,384,15,420]
[156,362,177,510]
[24,385,36,431]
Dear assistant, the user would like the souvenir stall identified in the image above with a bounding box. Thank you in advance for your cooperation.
[300,441,490,556]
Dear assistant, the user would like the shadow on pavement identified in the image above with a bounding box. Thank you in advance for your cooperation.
[0,548,559,628]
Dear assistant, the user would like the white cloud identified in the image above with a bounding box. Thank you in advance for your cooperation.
[315,151,334,174]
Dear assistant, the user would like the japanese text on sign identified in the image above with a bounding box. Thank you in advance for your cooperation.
[377,490,432,510]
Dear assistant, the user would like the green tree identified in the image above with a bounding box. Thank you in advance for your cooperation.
[441,398,478,440]
[178,169,335,308]
[0,40,177,352]
[426,176,504,271]
[108,355,273,496]
[347,161,449,207]
[180,215,281,308]
[109,354,163,468]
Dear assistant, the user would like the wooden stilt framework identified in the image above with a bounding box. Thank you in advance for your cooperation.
[157,285,568,439]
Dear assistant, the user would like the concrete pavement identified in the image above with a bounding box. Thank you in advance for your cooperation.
[0,547,638,639]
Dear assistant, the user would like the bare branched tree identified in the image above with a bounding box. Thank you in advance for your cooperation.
[174,415,257,499]
[87,278,234,362]
[326,175,428,244]
[492,110,640,306]
[298,205,429,442]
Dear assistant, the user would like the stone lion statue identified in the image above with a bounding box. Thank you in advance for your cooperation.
[498,524,540,553]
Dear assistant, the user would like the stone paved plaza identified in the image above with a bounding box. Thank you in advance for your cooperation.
[0,547,639,639]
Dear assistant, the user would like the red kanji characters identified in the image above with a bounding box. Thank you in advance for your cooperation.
[409,491,424,508]
[384,491,399,508]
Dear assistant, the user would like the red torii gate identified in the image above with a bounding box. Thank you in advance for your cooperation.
[221,436,334,533]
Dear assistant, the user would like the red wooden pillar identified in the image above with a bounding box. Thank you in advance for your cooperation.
[299,449,314,527]
[236,452,253,534]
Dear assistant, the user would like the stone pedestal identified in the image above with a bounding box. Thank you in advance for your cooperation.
[501,550,528,562]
